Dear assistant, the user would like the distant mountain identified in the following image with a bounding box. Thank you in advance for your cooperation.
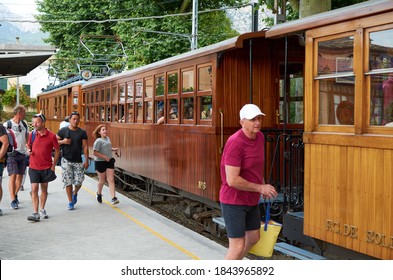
[0,4,49,45]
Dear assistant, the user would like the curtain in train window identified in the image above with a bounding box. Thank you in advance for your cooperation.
[317,36,355,125]
[368,28,393,127]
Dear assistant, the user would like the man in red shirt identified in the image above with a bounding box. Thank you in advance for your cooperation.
[27,114,60,222]
[220,104,277,260]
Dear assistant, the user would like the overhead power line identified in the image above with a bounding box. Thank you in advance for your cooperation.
[0,4,250,24]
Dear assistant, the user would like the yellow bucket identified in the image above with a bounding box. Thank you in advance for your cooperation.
[249,220,282,257]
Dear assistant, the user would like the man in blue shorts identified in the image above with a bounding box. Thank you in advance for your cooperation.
[57,112,89,210]
[220,104,278,260]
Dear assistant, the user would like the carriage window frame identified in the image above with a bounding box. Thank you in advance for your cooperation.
[313,32,356,133]
[135,79,143,123]
[364,23,393,134]
[181,67,196,124]
[197,64,213,125]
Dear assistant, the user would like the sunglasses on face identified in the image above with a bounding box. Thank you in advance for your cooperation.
[33,113,46,122]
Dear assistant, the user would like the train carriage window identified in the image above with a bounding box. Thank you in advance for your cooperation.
[145,77,153,98]
[279,63,304,124]
[99,106,105,121]
[136,80,142,98]
[136,102,143,122]
[168,72,178,94]
[95,90,99,103]
[200,96,212,120]
[155,75,164,96]
[145,101,152,122]
[112,86,118,102]
[119,84,125,102]
[316,35,355,126]
[182,69,194,92]
[106,87,110,102]
[198,66,212,91]
[111,105,117,122]
[90,91,94,103]
[127,81,134,100]
[119,104,125,122]
[105,106,111,121]
[155,100,165,124]
[182,97,194,120]
[86,107,90,121]
[367,28,393,127]
[100,89,104,102]
[167,99,178,121]
[127,103,134,123]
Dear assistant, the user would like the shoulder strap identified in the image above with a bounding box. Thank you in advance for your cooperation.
[21,120,28,130]
[7,129,17,149]
[29,130,36,151]
[7,120,11,129]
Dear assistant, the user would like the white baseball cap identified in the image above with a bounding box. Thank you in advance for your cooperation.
[239,104,265,120]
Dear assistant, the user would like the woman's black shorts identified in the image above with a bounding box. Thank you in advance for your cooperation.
[95,159,115,173]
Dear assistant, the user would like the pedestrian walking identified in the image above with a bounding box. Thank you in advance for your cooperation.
[3,105,29,209]
[27,114,59,221]
[220,104,278,260]
[57,112,89,210]
[92,124,119,205]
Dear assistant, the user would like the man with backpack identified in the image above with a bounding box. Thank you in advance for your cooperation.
[0,125,10,216]
[3,105,29,209]
[27,114,59,221]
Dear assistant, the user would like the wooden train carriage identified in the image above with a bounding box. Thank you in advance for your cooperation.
[37,80,86,132]
[267,0,393,259]
[81,32,304,208]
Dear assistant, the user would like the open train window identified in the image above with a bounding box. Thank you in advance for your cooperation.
[315,34,355,130]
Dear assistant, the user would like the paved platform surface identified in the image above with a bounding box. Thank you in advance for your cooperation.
[0,167,227,260]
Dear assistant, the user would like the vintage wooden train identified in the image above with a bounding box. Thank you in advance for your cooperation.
[37,0,393,259]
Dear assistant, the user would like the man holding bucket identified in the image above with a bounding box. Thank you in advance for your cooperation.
[220,104,278,260]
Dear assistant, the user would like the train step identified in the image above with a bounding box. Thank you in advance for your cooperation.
[274,242,327,260]
[213,217,326,260]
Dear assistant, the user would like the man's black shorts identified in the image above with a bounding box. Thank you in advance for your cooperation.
[220,203,261,238]
[29,168,57,183]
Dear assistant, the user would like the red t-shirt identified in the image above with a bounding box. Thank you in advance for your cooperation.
[28,129,59,170]
[219,129,265,206]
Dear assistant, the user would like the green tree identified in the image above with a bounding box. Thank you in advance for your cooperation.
[36,0,244,79]
[2,84,33,108]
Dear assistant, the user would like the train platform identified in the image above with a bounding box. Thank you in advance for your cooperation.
[0,166,227,260]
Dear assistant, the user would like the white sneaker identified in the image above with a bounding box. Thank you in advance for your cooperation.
[40,209,49,219]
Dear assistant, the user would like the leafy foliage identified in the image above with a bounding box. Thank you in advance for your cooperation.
[36,0,245,78]
[2,84,33,108]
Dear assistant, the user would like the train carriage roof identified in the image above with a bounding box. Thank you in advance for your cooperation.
[82,30,268,88]
[266,0,393,38]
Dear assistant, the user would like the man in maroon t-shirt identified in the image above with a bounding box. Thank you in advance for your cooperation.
[26,114,60,222]
[220,104,277,260]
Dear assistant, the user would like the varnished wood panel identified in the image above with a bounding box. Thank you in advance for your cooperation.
[304,143,393,259]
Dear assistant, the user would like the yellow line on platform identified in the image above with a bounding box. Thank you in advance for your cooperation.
[82,186,200,260]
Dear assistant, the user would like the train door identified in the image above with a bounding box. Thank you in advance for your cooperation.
[265,58,305,219]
